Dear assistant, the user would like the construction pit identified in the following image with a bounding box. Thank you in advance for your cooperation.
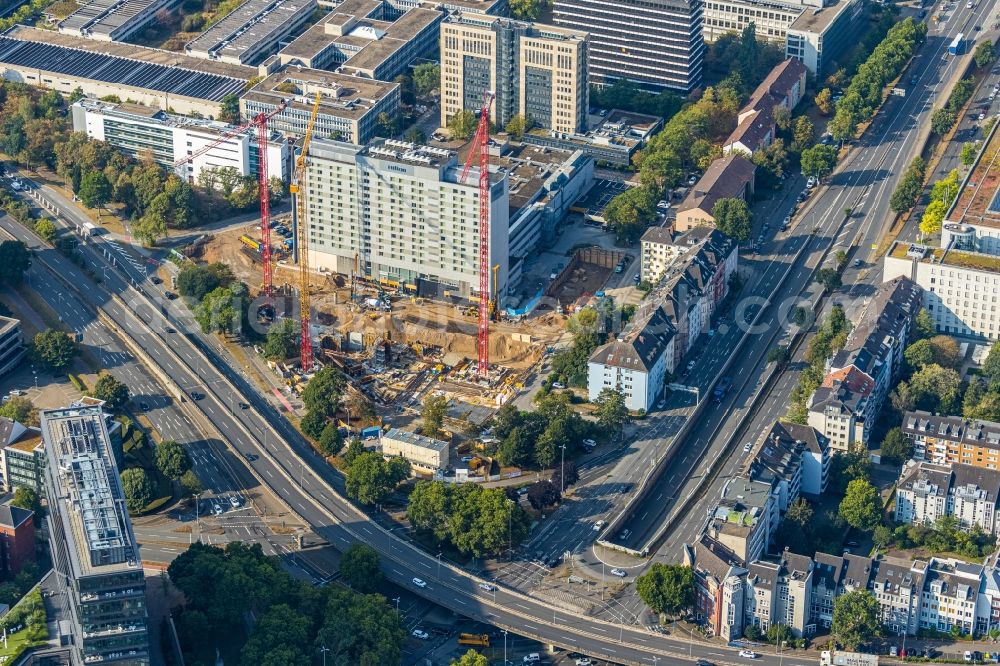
[195,224,570,410]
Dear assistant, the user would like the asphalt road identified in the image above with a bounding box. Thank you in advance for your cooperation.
[3,178,811,666]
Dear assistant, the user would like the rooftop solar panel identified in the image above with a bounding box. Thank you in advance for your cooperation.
[0,37,247,101]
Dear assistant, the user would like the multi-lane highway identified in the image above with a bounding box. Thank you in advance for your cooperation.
[1,184,764,665]
[3,6,992,660]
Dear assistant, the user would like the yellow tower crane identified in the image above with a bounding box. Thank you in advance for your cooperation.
[289,92,322,371]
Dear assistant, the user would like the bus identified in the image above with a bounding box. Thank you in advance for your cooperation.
[949,33,965,55]
[458,633,490,647]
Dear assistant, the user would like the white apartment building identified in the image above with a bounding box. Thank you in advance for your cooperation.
[921,559,983,635]
[884,242,1000,341]
[745,551,814,637]
[71,99,290,183]
[302,138,509,301]
[705,478,774,565]
[896,460,1000,535]
[640,226,684,284]
[380,428,451,471]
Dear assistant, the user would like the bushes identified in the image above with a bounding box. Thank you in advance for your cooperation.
[889,157,927,214]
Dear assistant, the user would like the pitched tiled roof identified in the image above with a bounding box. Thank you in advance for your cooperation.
[677,154,756,216]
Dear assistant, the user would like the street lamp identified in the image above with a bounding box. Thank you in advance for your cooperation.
[502,629,508,665]
[392,596,400,613]
[437,551,442,578]
[319,645,329,666]
[559,443,567,494]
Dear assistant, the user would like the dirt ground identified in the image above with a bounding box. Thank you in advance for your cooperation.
[551,262,614,306]
[198,231,569,369]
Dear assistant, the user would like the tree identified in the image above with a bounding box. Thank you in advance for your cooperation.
[800,144,838,180]
[920,201,948,236]
[984,342,1000,386]
[34,218,56,243]
[814,268,842,293]
[339,543,382,593]
[791,116,815,153]
[77,171,111,212]
[299,409,327,440]
[961,141,981,167]
[832,589,881,650]
[711,197,752,241]
[766,345,790,366]
[194,286,241,334]
[931,108,956,135]
[752,139,789,188]
[909,363,962,414]
[975,40,997,68]
[121,467,154,513]
[344,452,410,505]
[0,240,30,284]
[90,373,129,411]
[504,114,531,139]
[930,169,960,206]
[452,650,489,666]
[403,127,426,144]
[155,439,192,480]
[915,308,935,339]
[526,480,560,510]
[773,105,792,132]
[412,63,440,97]
[177,263,233,302]
[551,459,579,489]
[594,387,629,436]
[421,394,449,439]
[179,469,202,497]
[132,209,167,246]
[448,110,479,140]
[301,367,345,417]
[33,329,76,371]
[10,487,40,516]
[815,88,834,115]
[219,94,240,124]
[839,478,882,533]
[881,427,911,465]
[318,422,344,456]
[240,603,311,665]
[0,397,35,426]
[263,318,298,361]
[635,563,694,616]
[408,481,530,556]
[375,112,396,138]
[510,0,542,18]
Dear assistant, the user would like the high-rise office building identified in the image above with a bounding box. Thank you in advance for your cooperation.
[553,0,704,92]
[42,406,149,666]
[439,14,588,134]
[301,138,509,302]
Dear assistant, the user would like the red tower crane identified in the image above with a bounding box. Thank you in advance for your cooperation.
[459,92,495,378]
[172,102,287,300]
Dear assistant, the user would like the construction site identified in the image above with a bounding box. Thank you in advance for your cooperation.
[177,95,634,432]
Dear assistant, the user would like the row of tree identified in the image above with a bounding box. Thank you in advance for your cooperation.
[919,168,961,237]
[486,392,596,469]
[169,542,406,665]
[828,18,927,141]
[930,76,977,138]
[408,480,530,557]
[889,156,928,215]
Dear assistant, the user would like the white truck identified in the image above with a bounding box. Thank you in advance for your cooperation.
[821,651,879,666]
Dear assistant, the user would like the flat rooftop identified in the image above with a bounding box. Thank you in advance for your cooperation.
[888,241,1000,273]
[279,3,439,75]
[0,27,251,101]
[243,66,398,120]
[950,122,1000,230]
[41,407,140,579]
[76,97,283,141]
[59,0,161,35]
[499,142,580,214]
[787,0,857,33]
[186,0,316,64]
[6,25,256,79]
[384,427,449,451]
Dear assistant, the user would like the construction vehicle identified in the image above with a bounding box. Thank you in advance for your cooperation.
[458,634,490,647]
[173,102,287,304]
[459,91,496,377]
[240,235,262,253]
[288,92,323,371]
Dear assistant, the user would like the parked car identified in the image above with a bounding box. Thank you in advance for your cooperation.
[552,382,566,390]
[593,520,606,531]
[412,577,427,588]
[890,646,898,657]
[524,654,541,663]
[575,659,593,666]
[212,503,223,516]
[611,568,627,578]
[411,629,429,640]
[229,496,241,508]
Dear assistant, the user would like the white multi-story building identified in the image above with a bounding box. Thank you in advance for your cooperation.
[185,0,318,66]
[71,99,290,183]
[784,0,865,75]
[883,241,1000,341]
[380,428,451,471]
[302,138,509,301]
[808,277,922,450]
[640,227,684,284]
[58,0,182,41]
[702,0,813,43]
[705,478,774,565]
[896,460,1000,535]
[745,551,814,637]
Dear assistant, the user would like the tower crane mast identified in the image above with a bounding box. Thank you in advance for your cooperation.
[289,93,322,372]
[459,92,495,378]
